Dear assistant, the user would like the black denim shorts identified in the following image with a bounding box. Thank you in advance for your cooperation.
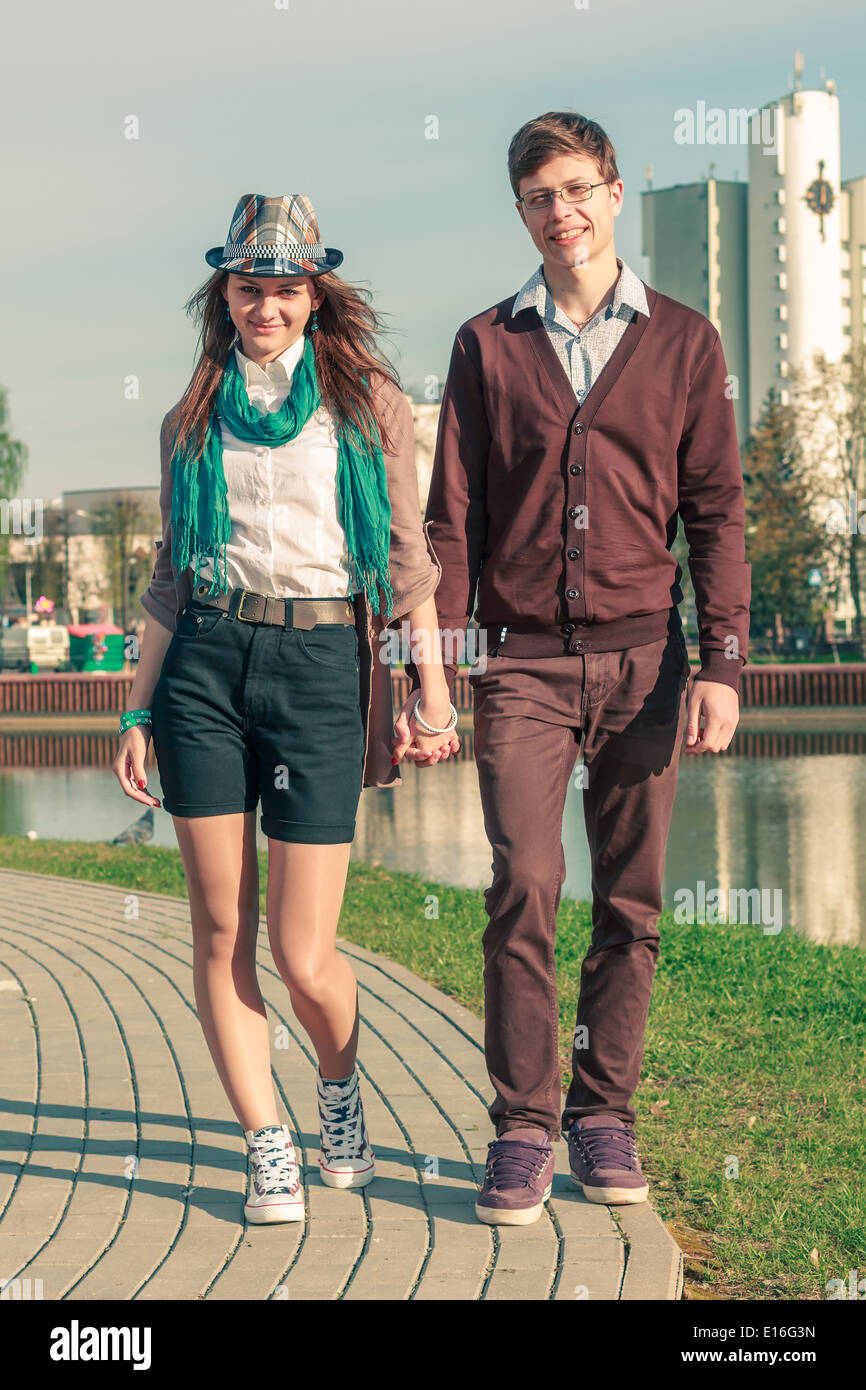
[150,596,365,844]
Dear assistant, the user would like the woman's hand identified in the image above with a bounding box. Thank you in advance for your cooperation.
[112,726,162,807]
[391,692,460,767]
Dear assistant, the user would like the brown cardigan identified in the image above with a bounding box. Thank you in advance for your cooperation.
[139,376,441,788]
[407,282,751,695]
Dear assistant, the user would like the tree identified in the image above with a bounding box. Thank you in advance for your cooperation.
[741,388,826,648]
[791,347,866,641]
[88,496,150,632]
[0,387,28,619]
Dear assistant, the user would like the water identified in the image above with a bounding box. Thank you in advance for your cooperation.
[1,724,863,947]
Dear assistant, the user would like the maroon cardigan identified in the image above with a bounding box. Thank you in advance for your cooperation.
[408,283,751,695]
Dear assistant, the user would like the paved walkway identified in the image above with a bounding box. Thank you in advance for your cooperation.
[0,870,682,1301]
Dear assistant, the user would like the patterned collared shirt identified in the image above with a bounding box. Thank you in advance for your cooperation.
[511,257,650,405]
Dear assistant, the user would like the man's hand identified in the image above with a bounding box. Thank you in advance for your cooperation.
[684,678,739,754]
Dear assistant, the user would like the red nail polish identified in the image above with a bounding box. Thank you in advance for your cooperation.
[391,756,398,764]
[138,779,146,788]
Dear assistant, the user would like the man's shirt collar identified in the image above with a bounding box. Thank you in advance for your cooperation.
[512,256,649,327]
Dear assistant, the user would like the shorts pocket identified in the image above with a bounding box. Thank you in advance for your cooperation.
[295,624,359,671]
[175,601,226,638]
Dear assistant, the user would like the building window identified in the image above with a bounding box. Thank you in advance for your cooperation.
[774,245,787,262]
[775,304,788,320]
[843,324,852,335]
[775,217,786,233]
[775,189,786,205]
[777,361,788,378]
[777,333,788,349]
[776,272,787,290]
[780,388,790,405]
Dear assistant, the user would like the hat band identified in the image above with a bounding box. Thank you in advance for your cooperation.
[221,240,326,259]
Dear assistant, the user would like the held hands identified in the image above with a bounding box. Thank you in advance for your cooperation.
[391,691,461,767]
[683,678,740,755]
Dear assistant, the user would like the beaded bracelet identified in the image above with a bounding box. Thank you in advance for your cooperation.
[118,708,152,736]
[411,693,458,735]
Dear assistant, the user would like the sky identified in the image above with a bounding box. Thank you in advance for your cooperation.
[1,0,865,499]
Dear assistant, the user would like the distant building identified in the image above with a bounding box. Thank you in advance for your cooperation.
[747,84,845,422]
[641,178,749,440]
[641,65,865,441]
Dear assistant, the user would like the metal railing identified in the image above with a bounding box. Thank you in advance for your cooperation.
[1,663,865,714]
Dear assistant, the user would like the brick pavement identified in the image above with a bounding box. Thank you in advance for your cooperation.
[0,869,682,1301]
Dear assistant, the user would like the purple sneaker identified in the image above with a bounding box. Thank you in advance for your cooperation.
[568,1116,649,1204]
[475,1131,555,1226]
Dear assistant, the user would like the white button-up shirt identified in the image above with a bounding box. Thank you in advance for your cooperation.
[194,333,353,598]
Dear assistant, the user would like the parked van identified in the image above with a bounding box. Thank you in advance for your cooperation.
[0,621,70,672]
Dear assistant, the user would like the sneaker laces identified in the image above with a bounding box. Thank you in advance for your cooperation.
[248,1127,300,1196]
[318,1074,367,1161]
[572,1125,639,1172]
[485,1139,550,1191]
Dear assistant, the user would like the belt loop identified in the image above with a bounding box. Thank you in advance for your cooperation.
[225,587,243,623]
[283,597,293,631]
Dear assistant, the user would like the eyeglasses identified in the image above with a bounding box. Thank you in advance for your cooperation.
[518,181,608,211]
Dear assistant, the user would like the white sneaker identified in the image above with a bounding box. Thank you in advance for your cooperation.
[243,1123,305,1223]
[317,1068,375,1189]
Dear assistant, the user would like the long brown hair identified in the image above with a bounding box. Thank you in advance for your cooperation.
[170,270,402,461]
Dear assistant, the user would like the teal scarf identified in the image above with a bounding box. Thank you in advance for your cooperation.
[168,334,394,618]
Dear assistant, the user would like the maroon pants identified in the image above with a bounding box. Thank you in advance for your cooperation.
[469,622,691,1140]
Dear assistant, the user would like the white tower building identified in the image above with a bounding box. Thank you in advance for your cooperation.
[747,71,844,422]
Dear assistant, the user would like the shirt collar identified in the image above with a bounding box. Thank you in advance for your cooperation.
[512,257,649,326]
[233,331,306,389]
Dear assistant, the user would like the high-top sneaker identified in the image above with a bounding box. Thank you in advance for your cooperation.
[243,1123,305,1223]
[317,1067,375,1189]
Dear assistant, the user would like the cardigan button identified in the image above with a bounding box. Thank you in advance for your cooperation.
[566,588,579,600]
[573,423,584,434]
[563,622,576,635]
[570,639,584,652]
[571,464,583,475]
[568,548,580,560]
[568,506,580,519]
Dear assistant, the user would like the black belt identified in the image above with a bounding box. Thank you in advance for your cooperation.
[190,583,356,629]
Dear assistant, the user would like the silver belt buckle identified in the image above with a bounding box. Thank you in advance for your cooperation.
[236,589,259,622]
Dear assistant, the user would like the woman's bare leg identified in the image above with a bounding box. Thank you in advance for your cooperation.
[173,810,279,1132]
[265,841,359,1079]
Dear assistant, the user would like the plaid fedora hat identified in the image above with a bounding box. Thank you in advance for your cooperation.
[205,193,343,277]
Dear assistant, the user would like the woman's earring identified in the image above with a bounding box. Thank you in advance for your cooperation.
[225,304,232,322]
[309,311,319,334]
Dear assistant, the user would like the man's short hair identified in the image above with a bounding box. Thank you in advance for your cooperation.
[507,111,620,197]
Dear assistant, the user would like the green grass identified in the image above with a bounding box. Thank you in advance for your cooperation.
[1,836,863,1301]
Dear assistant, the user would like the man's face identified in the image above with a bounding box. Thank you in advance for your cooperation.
[515,152,623,269]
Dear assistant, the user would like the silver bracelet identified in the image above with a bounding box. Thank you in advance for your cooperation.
[412,692,458,734]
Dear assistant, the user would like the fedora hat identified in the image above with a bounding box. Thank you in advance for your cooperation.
[205,193,343,277]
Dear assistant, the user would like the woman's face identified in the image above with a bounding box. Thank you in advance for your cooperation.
[222,273,323,361]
